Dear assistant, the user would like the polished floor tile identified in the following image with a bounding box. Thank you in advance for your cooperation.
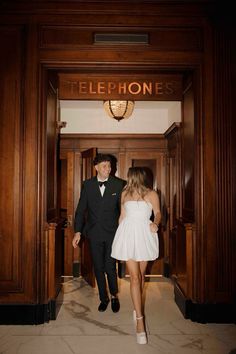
[0,277,235,354]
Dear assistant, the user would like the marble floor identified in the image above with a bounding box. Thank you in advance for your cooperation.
[0,277,236,354]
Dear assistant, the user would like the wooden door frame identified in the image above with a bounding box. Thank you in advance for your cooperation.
[59,151,81,276]
[48,64,201,321]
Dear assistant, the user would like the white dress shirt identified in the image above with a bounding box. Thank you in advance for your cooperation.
[98,179,108,196]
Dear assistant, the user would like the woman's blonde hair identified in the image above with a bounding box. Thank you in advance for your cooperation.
[124,167,149,199]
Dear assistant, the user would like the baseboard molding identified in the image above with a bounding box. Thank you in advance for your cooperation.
[0,303,50,325]
[174,283,236,323]
[0,292,63,325]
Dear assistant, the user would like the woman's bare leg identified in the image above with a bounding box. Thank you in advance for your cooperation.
[126,260,147,333]
[139,261,148,314]
[139,261,148,291]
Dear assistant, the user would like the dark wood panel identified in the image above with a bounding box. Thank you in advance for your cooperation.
[214,28,234,301]
[165,123,182,227]
[165,123,182,278]
[40,47,203,66]
[60,134,167,152]
[0,26,24,291]
[182,77,194,221]
[46,79,58,220]
[0,2,207,26]
[230,19,236,303]
[40,25,202,52]
[62,151,81,276]
[175,219,194,299]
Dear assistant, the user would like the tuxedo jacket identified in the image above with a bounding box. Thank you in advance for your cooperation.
[74,175,125,241]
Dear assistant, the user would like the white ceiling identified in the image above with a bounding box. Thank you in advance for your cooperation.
[60,100,181,134]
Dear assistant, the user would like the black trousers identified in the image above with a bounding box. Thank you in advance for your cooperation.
[89,237,118,303]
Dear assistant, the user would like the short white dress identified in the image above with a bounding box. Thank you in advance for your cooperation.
[111,200,159,261]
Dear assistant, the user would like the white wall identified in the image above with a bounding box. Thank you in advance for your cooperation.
[60,100,181,134]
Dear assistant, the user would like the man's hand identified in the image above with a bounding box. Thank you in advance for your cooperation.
[72,232,81,248]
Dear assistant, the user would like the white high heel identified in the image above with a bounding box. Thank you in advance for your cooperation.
[136,316,147,345]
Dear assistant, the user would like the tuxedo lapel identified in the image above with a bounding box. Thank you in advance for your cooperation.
[91,177,103,199]
[102,176,113,198]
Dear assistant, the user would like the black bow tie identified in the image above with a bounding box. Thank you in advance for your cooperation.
[98,181,108,187]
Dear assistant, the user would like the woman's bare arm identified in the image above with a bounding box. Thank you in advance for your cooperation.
[148,190,161,232]
[118,191,126,224]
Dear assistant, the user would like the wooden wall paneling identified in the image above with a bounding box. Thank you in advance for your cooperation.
[175,220,195,299]
[46,78,59,221]
[72,152,82,276]
[59,158,67,212]
[47,219,64,319]
[40,25,203,52]
[182,76,195,222]
[39,68,65,317]
[176,220,187,296]
[23,24,40,304]
[0,1,209,26]
[195,21,215,305]
[60,134,166,153]
[213,27,234,303]
[63,152,73,276]
[63,151,81,276]
[160,154,171,276]
[165,123,181,278]
[186,223,195,299]
[54,220,64,300]
[0,26,24,295]
[230,21,236,303]
[169,161,178,277]
[48,223,57,299]
[41,70,60,308]
[0,23,40,308]
[118,150,127,181]
[59,150,82,277]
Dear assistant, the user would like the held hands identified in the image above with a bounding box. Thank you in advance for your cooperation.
[150,222,158,233]
[72,232,81,248]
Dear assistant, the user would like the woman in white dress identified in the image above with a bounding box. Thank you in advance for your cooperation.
[111,167,161,344]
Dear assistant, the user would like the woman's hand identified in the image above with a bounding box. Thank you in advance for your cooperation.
[150,222,158,233]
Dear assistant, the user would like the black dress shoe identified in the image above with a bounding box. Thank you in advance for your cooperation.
[111,297,120,313]
[98,299,109,312]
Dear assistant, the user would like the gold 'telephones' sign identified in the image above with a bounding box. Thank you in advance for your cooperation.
[59,74,182,101]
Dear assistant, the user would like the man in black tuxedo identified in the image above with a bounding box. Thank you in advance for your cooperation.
[72,154,125,313]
